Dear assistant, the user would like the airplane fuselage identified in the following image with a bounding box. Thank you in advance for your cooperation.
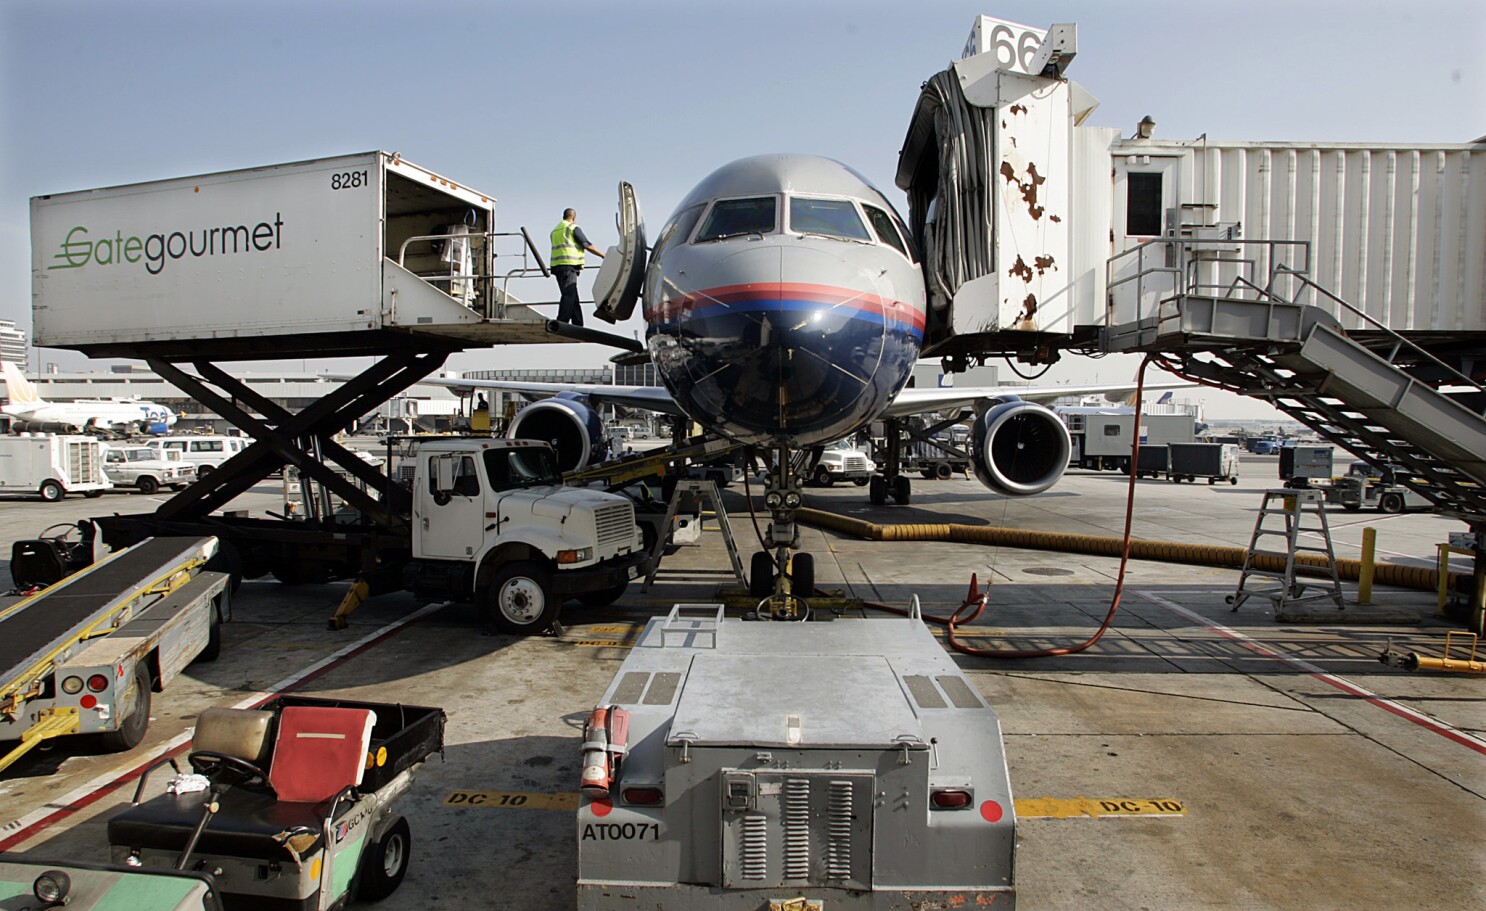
[643,155,926,448]
[2,400,176,432]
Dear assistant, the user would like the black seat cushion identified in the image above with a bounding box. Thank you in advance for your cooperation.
[108,788,345,861]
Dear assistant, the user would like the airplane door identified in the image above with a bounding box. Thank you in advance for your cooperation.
[418,453,486,560]
[591,181,647,324]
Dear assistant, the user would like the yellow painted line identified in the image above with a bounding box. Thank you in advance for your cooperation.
[442,790,1185,819]
[444,789,578,810]
[584,625,638,634]
[571,639,634,649]
[1015,798,1186,818]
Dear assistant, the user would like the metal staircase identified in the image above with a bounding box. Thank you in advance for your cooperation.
[1103,237,1486,518]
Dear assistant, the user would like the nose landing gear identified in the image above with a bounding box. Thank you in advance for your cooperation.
[748,446,814,619]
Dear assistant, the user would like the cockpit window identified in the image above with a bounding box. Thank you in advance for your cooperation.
[789,197,871,241]
[694,197,777,242]
[863,204,909,258]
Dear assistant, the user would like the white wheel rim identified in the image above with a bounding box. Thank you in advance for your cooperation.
[383,832,405,876]
[500,577,545,623]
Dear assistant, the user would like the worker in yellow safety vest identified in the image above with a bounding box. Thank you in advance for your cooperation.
[550,208,605,326]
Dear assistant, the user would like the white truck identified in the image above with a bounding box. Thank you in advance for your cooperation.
[0,433,111,501]
[809,439,876,486]
[1,536,228,771]
[96,437,650,635]
[103,445,196,494]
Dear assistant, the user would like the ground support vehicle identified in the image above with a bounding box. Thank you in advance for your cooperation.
[810,439,877,486]
[94,438,649,635]
[107,696,445,911]
[1068,413,1195,472]
[1321,462,1434,514]
[0,433,111,501]
[104,445,196,493]
[1168,442,1240,484]
[145,436,250,478]
[0,536,227,771]
[0,856,223,910]
[576,605,1016,909]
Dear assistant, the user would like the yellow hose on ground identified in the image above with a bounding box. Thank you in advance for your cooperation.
[797,508,1465,594]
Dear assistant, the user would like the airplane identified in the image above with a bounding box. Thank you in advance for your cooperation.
[2,361,180,434]
[379,154,1187,605]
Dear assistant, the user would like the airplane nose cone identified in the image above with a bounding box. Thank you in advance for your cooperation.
[649,241,919,447]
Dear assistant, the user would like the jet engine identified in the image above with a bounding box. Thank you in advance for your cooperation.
[506,393,608,473]
[969,397,1071,497]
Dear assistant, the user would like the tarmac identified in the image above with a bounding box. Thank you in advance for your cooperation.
[0,450,1482,910]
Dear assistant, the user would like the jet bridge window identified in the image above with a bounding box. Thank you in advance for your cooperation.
[789,197,871,240]
[1126,172,1164,236]
[694,197,777,242]
[863,204,909,258]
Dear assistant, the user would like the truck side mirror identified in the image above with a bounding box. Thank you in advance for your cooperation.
[432,455,456,494]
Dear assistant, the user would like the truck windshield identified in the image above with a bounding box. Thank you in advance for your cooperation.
[483,447,562,491]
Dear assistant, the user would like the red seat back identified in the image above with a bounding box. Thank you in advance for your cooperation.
[269,706,376,803]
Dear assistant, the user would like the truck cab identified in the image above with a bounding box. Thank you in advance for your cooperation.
[811,439,875,486]
[405,439,648,634]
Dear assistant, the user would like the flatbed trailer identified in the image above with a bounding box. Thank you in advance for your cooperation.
[0,536,227,771]
[576,606,1016,909]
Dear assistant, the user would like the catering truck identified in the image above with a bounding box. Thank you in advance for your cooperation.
[90,438,649,635]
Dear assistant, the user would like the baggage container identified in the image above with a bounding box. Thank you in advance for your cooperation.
[1168,442,1239,484]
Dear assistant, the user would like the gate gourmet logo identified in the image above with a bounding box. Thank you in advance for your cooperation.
[49,213,284,276]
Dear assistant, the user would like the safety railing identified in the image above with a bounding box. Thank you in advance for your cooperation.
[394,227,551,320]
[1105,237,1312,328]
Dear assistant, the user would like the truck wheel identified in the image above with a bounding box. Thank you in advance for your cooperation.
[919,469,935,480]
[749,551,774,598]
[853,477,869,487]
[1379,492,1405,514]
[1208,477,1217,485]
[577,581,628,608]
[84,489,104,498]
[935,463,953,480]
[357,816,411,901]
[813,466,834,487]
[38,480,64,502]
[97,664,151,753]
[482,562,558,635]
[1343,503,1361,512]
[196,465,214,478]
[137,476,160,495]
[1230,477,1238,486]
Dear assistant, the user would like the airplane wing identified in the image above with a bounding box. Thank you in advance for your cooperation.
[879,381,1193,418]
[384,376,688,417]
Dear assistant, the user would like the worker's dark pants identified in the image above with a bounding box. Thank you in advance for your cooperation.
[554,265,583,326]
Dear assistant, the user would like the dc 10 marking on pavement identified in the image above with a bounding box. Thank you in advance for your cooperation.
[442,790,1185,819]
[1016,798,1187,819]
[570,639,635,649]
[445,789,578,810]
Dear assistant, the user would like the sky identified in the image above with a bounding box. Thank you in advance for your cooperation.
[1,0,1482,421]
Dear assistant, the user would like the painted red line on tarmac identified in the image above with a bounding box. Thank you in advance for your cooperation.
[0,606,436,852]
[1134,591,1486,757]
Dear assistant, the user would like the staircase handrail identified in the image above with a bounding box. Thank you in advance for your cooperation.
[1273,265,1483,398]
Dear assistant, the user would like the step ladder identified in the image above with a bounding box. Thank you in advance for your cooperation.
[641,480,746,590]
[1229,489,1345,613]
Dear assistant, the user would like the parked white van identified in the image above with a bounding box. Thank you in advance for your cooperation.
[145,435,249,476]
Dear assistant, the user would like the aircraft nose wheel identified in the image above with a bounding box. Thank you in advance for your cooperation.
[891,475,912,505]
